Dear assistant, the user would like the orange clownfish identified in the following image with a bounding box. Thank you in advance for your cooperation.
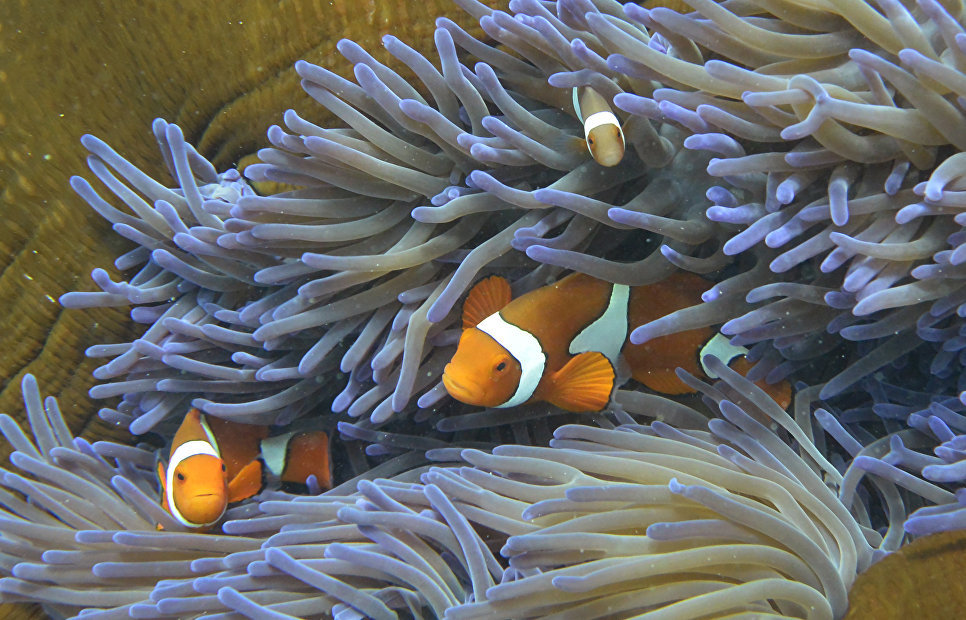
[442,272,791,413]
[573,86,625,167]
[156,408,332,530]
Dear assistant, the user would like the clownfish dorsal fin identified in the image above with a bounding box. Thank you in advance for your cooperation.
[546,351,615,413]
[170,408,219,456]
[462,275,512,330]
[227,459,263,503]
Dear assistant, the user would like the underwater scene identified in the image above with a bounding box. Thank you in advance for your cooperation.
[3,0,966,617]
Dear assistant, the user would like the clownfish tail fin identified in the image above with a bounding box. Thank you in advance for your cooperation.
[547,351,615,412]
[462,275,512,330]
[227,460,263,503]
[260,430,333,491]
[281,431,333,491]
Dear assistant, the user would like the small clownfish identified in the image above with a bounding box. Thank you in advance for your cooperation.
[573,86,625,167]
[156,409,332,530]
[442,272,791,413]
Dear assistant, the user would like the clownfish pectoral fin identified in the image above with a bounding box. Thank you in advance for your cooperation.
[227,460,263,503]
[156,460,168,530]
[156,460,166,498]
[462,275,512,330]
[546,351,615,412]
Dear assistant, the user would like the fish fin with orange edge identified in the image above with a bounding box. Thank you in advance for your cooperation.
[156,460,168,530]
[728,356,793,410]
[462,275,512,329]
[227,460,263,503]
[546,351,615,412]
[280,431,333,491]
[156,460,166,499]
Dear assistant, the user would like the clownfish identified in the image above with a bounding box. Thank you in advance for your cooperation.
[156,408,332,530]
[442,272,791,413]
[573,86,625,167]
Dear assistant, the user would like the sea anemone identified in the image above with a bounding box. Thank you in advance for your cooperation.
[816,381,966,539]
[60,0,726,434]
[587,0,966,404]
[62,0,966,434]
[4,355,933,618]
[10,0,966,616]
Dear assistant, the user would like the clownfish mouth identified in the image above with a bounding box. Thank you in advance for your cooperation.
[442,370,480,404]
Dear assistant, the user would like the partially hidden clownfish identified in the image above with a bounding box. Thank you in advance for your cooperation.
[156,408,332,530]
[442,272,791,413]
[574,86,625,167]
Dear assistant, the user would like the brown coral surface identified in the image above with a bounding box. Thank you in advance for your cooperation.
[845,528,966,619]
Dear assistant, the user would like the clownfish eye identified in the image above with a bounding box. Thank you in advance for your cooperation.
[176,472,185,482]
[495,361,507,372]
[588,136,595,146]
[221,463,226,472]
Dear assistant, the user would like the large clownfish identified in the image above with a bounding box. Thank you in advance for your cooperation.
[156,408,332,530]
[442,272,790,413]
[574,86,625,167]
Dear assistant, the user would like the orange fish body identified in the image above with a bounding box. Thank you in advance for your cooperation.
[443,272,791,413]
[157,409,332,530]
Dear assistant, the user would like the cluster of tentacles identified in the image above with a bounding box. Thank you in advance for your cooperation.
[4,0,966,616]
[0,362,927,619]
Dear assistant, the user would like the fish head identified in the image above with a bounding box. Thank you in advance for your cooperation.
[586,123,624,167]
[443,327,522,407]
[171,453,229,526]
